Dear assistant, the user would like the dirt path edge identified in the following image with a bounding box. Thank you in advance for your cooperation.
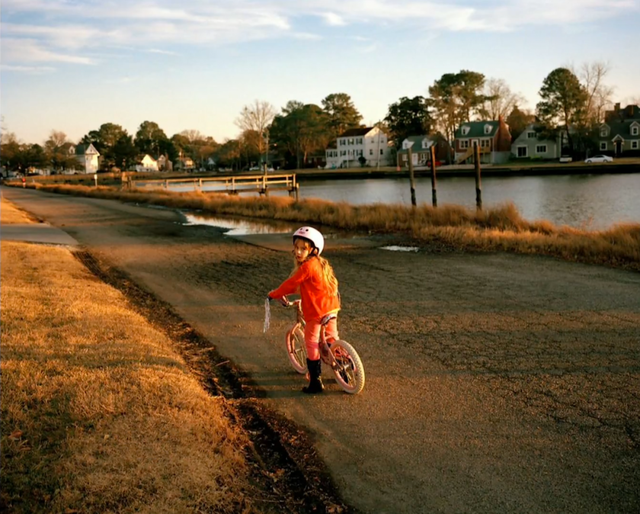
[73,249,357,514]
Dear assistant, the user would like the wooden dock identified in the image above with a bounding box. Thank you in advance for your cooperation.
[130,173,299,199]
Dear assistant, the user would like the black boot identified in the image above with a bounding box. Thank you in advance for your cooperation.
[302,359,324,394]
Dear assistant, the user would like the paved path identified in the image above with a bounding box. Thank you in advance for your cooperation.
[3,186,639,513]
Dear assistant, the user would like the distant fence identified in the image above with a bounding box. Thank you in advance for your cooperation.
[130,173,299,199]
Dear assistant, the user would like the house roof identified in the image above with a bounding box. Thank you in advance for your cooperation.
[337,127,373,138]
[512,123,558,144]
[599,120,640,140]
[397,135,433,155]
[605,104,640,122]
[454,121,500,139]
[74,143,99,156]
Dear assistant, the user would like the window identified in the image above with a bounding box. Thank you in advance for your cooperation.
[461,126,470,136]
[349,138,354,145]
[369,149,373,155]
[632,141,639,150]
[517,146,527,157]
[480,139,490,148]
[632,126,639,136]
[536,145,547,154]
[527,131,536,139]
[460,140,469,149]
[484,125,492,135]
[600,127,608,137]
[600,142,607,151]
[380,149,384,155]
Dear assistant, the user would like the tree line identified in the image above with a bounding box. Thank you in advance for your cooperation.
[1,62,628,174]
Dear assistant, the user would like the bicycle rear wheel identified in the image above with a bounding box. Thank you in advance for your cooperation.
[285,325,308,374]
[329,340,365,394]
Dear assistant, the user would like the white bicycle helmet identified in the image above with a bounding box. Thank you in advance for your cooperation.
[293,226,324,255]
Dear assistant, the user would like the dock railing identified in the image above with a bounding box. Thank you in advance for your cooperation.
[130,173,299,199]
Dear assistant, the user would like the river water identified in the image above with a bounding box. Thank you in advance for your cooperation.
[167,173,640,230]
[291,174,640,230]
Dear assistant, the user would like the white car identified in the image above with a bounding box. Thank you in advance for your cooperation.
[584,155,613,163]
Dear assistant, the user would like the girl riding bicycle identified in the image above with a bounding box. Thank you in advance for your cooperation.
[268,226,340,394]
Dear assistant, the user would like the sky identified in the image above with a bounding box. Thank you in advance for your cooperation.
[2,0,640,146]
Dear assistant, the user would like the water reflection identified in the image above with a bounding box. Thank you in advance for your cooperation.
[182,213,295,236]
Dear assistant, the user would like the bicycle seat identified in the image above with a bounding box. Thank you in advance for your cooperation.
[320,313,337,326]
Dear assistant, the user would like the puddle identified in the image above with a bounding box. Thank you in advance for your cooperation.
[380,246,420,252]
[182,213,295,236]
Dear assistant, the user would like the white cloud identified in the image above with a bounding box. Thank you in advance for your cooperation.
[1,0,637,67]
[147,48,179,56]
[0,64,56,73]
[2,38,96,65]
[322,12,347,26]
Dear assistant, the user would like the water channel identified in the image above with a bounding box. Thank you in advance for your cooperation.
[170,172,640,230]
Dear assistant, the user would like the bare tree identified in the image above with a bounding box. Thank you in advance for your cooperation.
[180,129,205,143]
[482,78,526,120]
[235,99,276,156]
[574,61,614,125]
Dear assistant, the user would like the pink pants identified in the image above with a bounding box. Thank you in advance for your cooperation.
[304,317,339,361]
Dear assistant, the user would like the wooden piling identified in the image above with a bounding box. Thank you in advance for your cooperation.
[407,147,417,207]
[473,141,482,210]
[430,145,438,207]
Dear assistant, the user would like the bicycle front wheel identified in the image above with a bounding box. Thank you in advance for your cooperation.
[285,325,308,374]
[329,340,365,394]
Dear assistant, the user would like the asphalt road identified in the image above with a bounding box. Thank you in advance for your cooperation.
[3,186,640,514]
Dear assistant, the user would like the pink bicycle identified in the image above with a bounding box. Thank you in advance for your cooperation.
[284,298,365,395]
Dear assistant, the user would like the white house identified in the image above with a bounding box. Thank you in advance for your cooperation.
[70,143,100,174]
[136,154,159,172]
[325,127,392,169]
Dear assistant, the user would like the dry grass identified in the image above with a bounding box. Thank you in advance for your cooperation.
[1,238,257,513]
[0,195,34,224]
[24,183,640,271]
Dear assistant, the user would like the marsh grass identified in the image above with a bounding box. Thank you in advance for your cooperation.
[1,198,257,512]
[28,183,640,270]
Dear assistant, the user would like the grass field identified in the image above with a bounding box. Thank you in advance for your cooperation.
[0,198,259,513]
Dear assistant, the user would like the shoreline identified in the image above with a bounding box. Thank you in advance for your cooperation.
[293,162,640,181]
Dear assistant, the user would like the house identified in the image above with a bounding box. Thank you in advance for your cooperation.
[175,155,195,171]
[325,127,392,169]
[136,154,159,172]
[70,143,100,174]
[511,123,563,160]
[157,155,173,172]
[598,104,640,157]
[453,117,511,164]
[396,134,451,168]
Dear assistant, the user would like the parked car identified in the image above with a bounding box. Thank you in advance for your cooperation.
[559,156,573,163]
[585,155,613,163]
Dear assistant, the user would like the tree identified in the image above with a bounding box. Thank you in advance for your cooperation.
[81,123,130,169]
[215,139,242,170]
[270,101,331,169]
[536,68,588,154]
[235,100,276,158]
[112,135,138,170]
[482,78,526,120]
[134,121,171,158]
[573,61,614,131]
[384,96,432,147]
[428,70,487,142]
[0,132,25,172]
[321,93,363,139]
[506,106,535,142]
[44,130,77,171]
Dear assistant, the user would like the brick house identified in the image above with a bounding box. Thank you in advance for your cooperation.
[453,117,512,164]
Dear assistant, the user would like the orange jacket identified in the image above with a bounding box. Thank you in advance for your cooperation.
[269,257,340,321]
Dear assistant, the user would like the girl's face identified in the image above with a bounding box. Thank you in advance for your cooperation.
[293,239,313,263]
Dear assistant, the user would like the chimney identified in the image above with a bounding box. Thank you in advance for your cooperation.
[615,102,621,112]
